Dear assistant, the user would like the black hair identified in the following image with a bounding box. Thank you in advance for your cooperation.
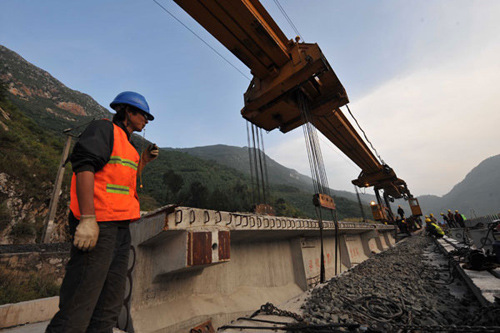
[112,104,127,123]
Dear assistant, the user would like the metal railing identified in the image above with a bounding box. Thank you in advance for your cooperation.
[466,214,499,228]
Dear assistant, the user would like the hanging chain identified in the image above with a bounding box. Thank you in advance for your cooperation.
[258,302,304,322]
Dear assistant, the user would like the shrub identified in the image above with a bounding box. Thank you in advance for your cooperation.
[0,269,60,305]
[10,220,36,238]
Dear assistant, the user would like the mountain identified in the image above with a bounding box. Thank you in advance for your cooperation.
[177,145,376,204]
[0,45,111,133]
[418,155,500,218]
[140,147,370,220]
[177,145,313,190]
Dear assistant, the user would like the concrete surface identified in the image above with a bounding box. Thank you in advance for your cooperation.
[124,206,396,332]
[223,235,499,332]
[0,205,396,332]
[0,297,58,330]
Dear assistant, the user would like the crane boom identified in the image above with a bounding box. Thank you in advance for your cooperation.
[173,0,416,205]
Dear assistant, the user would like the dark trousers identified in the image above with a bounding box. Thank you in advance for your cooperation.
[46,213,131,333]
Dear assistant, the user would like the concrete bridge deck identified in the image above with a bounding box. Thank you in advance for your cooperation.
[2,211,499,332]
[1,204,396,332]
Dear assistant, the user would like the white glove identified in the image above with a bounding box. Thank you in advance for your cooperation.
[74,215,99,251]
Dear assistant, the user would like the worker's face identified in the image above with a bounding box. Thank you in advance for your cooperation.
[126,107,149,132]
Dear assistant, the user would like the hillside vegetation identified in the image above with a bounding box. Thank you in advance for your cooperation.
[139,148,368,219]
[178,145,377,205]
[0,45,110,133]
[0,83,71,242]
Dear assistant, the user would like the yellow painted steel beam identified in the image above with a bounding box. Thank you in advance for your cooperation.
[173,0,290,79]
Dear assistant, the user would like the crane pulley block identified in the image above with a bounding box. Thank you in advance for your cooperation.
[242,42,349,133]
[352,165,411,200]
[313,193,336,210]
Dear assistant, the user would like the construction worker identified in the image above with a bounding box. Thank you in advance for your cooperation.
[396,216,409,235]
[401,218,411,235]
[397,205,405,220]
[454,210,465,228]
[441,212,450,228]
[447,209,456,228]
[425,217,445,238]
[46,91,159,333]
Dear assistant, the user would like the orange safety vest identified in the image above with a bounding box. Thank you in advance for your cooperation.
[70,123,140,221]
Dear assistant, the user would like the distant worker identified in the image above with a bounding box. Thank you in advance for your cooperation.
[397,205,405,220]
[46,91,159,333]
[396,216,410,235]
[425,217,445,238]
[447,209,456,228]
[402,218,411,235]
[429,213,437,223]
[454,210,465,228]
[441,212,451,228]
[411,215,423,230]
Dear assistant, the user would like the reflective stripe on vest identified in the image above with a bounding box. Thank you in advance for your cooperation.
[106,184,130,195]
[108,156,138,171]
[70,122,140,221]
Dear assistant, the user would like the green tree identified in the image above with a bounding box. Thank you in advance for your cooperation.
[162,170,184,203]
[208,188,228,211]
[186,181,209,208]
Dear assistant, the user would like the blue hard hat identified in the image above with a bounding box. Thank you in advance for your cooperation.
[110,91,154,120]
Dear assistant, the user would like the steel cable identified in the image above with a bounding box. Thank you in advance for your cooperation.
[152,0,251,81]
[246,121,256,204]
[259,128,271,203]
[339,295,404,323]
[345,104,384,165]
[272,0,304,42]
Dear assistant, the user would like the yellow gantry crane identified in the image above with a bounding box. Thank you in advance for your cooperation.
[173,0,421,222]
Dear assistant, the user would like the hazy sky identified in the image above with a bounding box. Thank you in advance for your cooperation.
[1,1,499,197]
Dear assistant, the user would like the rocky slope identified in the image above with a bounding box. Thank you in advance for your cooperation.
[0,44,111,132]
[0,89,70,244]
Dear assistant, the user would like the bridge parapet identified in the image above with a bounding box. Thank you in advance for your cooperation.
[138,205,393,237]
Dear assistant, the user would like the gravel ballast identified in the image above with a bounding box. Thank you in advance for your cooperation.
[300,234,500,331]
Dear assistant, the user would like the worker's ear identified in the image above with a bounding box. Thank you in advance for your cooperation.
[124,106,133,122]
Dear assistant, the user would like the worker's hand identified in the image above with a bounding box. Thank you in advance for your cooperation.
[73,215,99,251]
[142,144,159,163]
